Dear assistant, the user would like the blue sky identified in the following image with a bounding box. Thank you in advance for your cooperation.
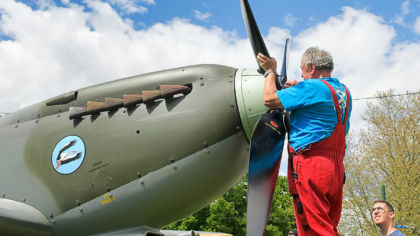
[1,0,419,175]
[11,0,420,42]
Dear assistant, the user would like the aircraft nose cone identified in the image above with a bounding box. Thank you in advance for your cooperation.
[235,69,268,141]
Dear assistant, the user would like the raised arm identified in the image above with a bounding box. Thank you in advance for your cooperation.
[257,53,283,109]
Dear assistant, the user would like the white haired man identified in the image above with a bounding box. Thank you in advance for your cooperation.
[257,47,352,235]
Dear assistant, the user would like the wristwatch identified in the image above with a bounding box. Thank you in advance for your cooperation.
[264,70,277,78]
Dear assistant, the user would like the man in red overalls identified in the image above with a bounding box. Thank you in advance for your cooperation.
[257,47,352,235]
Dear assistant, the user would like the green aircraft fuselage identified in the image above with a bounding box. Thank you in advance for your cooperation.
[0,64,267,235]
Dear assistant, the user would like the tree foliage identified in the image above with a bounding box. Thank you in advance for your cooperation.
[164,175,296,235]
[339,90,420,236]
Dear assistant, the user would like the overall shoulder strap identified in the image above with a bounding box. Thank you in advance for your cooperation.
[320,79,342,124]
[342,84,350,125]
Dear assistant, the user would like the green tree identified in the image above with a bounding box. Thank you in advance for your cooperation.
[204,175,248,235]
[164,175,296,235]
[266,174,295,236]
[339,90,420,236]
[164,205,210,231]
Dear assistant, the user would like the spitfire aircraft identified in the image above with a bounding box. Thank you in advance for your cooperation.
[0,1,288,235]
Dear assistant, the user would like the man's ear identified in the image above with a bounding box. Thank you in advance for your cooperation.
[309,63,316,72]
[389,211,395,220]
[309,63,316,75]
[311,64,316,71]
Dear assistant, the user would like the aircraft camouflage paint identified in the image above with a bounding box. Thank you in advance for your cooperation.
[0,63,267,235]
[0,1,287,235]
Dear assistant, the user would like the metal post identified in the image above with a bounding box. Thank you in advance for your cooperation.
[381,185,386,200]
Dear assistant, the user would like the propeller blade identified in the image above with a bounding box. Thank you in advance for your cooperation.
[277,38,291,132]
[240,0,270,74]
[241,1,291,234]
[278,38,290,88]
[247,110,287,236]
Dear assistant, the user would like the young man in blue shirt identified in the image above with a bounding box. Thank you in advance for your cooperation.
[372,200,405,236]
[257,47,352,235]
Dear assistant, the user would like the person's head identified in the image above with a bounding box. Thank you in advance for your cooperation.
[301,47,334,79]
[372,200,396,227]
[288,229,298,236]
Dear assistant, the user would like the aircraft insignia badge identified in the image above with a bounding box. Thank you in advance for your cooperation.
[51,135,86,174]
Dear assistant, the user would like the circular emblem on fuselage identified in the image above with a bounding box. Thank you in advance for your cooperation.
[51,135,86,174]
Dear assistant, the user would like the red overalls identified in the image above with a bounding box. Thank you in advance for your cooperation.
[287,80,350,236]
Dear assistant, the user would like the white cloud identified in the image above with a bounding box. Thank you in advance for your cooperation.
[401,0,410,15]
[414,16,420,34]
[393,15,407,27]
[393,0,410,27]
[291,8,398,95]
[193,10,211,22]
[141,0,155,4]
[108,0,148,14]
[265,27,291,59]
[284,13,297,27]
[36,0,55,9]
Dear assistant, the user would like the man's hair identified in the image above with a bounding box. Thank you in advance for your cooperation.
[303,47,334,72]
[373,200,395,212]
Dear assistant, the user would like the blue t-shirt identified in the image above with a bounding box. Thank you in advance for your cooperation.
[277,77,352,151]
[389,229,405,236]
